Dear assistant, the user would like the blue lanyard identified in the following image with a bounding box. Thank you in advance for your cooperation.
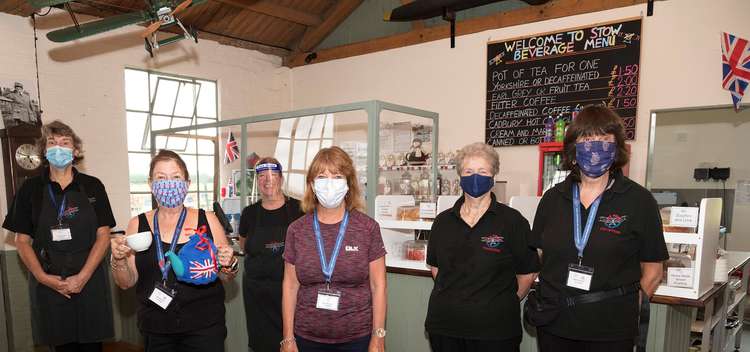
[572,184,602,261]
[153,208,187,282]
[47,185,66,224]
[313,210,349,284]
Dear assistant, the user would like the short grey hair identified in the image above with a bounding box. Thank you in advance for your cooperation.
[456,142,500,176]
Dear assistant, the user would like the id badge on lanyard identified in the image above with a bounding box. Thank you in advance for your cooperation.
[567,184,601,291]
[149,208,187,310]
[48,185,72,242]
[313,210,349,311]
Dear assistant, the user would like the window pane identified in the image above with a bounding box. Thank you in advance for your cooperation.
[278,118,295,139]
[274,139,291,171]
[309,115,325,139]
[173,82,200,117]
[130,193,152,217]
[294,116,313,139]
[184,138,198,153]
[288,173,305,199]
[126,112,148,152]
[321,139,333,149]
[291,141,307,170]
[196,80,217,118]
[185,192,198,209]
[152,79,179,115]
[182,154,198,191]
[323,114,334,138]
[198,155,215,192]
[197,139,215,154]
[128,153,152,192]
[197,118,217,136]
[306,140,320,168]
[125,69,149,111]
[198,192,213,210]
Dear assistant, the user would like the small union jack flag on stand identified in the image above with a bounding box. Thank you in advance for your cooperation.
[721,32,750,111]
[224,131,239,164]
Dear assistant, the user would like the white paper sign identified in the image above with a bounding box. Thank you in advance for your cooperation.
[419,202,437,219]
[667,267,694,288]
[669,207,699,228]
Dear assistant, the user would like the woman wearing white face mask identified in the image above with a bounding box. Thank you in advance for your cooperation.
[3,120,116,352]
[281,147,387,352]
[110,149,237,352]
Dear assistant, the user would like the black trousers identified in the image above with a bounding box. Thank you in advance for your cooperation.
[428,334,521,352]
[50,342,102,352]
[296,334,371,352]
[537,329,634,352]
[143,324,226,352]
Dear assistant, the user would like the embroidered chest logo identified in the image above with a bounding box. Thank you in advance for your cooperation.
[598,214,628,234]
[345,245,359,252]
[63,206,79,219]
[264,241,285,253]
[480,234,505,253]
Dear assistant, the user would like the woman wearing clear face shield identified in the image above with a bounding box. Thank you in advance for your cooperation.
[239,158,304,352]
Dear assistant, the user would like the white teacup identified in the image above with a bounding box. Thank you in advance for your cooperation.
[126,231,153,252]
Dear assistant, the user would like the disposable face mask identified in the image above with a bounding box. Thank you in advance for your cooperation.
[46,146,74,169]
[575,141,616,178]
[313,178,349,209]
[151,179,188,208]
[460,173,495,198]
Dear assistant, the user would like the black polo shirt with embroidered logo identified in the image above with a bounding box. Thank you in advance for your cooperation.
[3,167,116,237]
[425,193,540,340]
[528,170,668,341]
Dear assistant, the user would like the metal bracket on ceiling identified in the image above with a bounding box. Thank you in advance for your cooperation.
[63,2,81,33]
[442,7,455,48]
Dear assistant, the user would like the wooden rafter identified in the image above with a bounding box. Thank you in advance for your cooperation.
[288,0,647,67]
[211,0,322,27]
[285,0,362,65]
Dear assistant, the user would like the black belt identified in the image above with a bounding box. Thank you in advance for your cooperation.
[565,283,640,307]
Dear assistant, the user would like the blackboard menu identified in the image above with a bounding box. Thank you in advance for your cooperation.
[486,18,642,147]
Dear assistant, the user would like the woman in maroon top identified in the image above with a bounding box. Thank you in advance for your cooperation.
[281,146,387,352]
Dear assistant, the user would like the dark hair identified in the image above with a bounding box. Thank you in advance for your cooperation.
[562,105,630,180]
[149,149,189,181]
[36,120,84,166]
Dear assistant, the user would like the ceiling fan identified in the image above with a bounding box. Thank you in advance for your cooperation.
[384,0,551,48]
[29,0,207,56]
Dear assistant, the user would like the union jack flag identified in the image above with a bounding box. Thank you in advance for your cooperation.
[224,131,239,164]
[189,259,217,280]
[721,32,750,111]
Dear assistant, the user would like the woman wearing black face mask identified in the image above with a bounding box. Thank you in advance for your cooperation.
[425,142,539,352]
[528,105,667,352]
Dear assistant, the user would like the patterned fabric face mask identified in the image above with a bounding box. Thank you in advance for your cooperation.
[151,179,188,208]
[575,141,616,178]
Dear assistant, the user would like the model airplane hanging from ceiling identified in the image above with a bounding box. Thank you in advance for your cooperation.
[28,0,206,57]
[384,0,551,48]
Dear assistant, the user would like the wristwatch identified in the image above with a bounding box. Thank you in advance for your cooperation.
[374,328,386,338]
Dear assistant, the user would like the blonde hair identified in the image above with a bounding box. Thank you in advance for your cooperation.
[301,146,365,213]
[456,142,500,176]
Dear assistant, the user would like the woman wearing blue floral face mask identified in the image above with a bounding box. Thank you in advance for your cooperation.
[528,105,667,352]
[110,149,237,352]
[3,120,117,352]
[425,142,539,352]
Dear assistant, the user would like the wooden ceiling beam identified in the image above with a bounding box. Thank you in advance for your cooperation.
[288,0,646,67]
[211,0,322,27]
[285,0,362,65]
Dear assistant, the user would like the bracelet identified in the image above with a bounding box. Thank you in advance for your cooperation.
[220,256,239,274]
[279,337,295,346]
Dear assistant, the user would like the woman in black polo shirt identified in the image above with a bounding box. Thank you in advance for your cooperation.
[425,142,539,352]
[3,120,116,352]
[529,105,668,351]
